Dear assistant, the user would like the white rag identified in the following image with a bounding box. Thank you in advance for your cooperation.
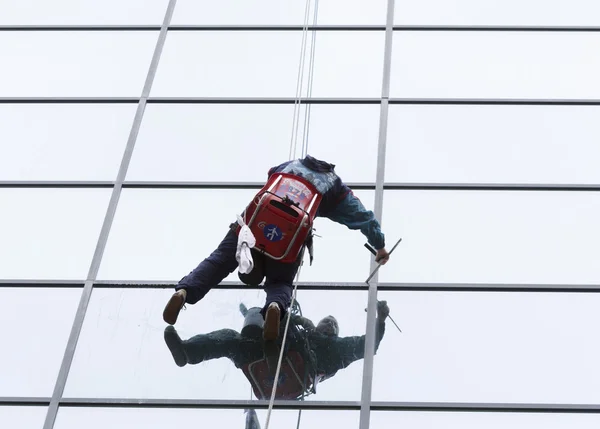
[235,215,256,274]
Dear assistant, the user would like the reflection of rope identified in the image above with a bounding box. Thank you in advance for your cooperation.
[264,261,304,429]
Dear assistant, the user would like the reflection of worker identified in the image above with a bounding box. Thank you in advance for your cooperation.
[163,300,390,400]
[163,155,389,343]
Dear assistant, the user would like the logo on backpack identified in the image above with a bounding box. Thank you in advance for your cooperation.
[263,224,283,242]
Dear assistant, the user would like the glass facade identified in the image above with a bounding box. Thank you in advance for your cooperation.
[2,1,599,428]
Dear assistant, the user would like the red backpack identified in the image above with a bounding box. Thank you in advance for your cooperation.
[238,173,322,264]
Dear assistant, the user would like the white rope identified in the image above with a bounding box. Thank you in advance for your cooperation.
[300,0,319,159]
[288,0,313,161]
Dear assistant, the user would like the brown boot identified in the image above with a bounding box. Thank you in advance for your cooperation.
[263,302,281,341]
[163,289,187,325]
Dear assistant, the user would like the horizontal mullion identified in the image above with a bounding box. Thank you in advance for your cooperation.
[0,25,160,31]
[0,181,114,189]
[92,280,369,290]
[389,98,600,106]
[147,97,382,104]
[3,25,600,32]
[0,97,140,104]
[369,402,600,413]
[123,182,600,192]
[1,181,599,191]
[0,279,84,288]
[3,98,600,106]
[0,397,51,406]
[54,398,600,413]
[169,25,384,31]
[60,398,359,410]
[2,280,599,293]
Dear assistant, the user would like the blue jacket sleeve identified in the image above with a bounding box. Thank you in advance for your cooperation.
[324,191,385,250]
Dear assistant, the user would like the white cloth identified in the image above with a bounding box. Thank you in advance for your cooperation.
[235,215,256,274]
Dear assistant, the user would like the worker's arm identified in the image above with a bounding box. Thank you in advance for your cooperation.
[323,189,386,251]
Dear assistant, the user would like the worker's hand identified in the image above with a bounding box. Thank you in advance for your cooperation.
[375,248,390,265]
[377,300,390,320]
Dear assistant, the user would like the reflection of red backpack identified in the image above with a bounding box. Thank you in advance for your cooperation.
[238,173,322,263]
[241,350,323,400]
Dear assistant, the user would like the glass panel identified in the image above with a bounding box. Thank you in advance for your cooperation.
[0,406,48,429]
[0,31,157,97]
[395,0,600,26]
[172,0,387,25]
[56,407,359,428]
[390,32,600,99]
[0,288,81,396]
[385,105,600,184]
[0,0,168,25]
[151,31,384,98]
[371,411,600,429]
[372,291,600,403]
[98,189,373,283]
[64,288,368,402]
[379,190,600,284]
[0,189,111,279]
[0,104,135,181]
[128,104,379,182]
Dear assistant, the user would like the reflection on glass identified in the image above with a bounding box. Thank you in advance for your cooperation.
[0,104,135,181]
[385,105,600,184]
[0,0,168,25]
[172,0,386,25]
[395,0,600,26]
[0,406,48,429]
[129,104,379,183]
[371,411,600,429]
[0,32,157,97]
[390,32,600,99]
[0,288,81,396]
[163,298,389,400]
[55,407,359,429]
[372,291,600,404]
[0,189,111,279]
[64,289,380,401]
[151,31,384,97]
[379,190,600,284]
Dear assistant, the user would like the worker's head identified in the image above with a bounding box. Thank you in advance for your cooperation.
[316,315,339,337]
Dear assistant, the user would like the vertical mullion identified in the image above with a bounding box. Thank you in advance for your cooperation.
[40,2,178,429]
[359,1,395,428]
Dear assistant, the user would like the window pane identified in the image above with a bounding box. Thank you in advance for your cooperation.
[56,407,359,428]
[0,32,157,97]
[0,288,80,396]
[371,411,600,429]
[0,406,48,429]
[395,0,600,26]
[172,0,387,25]
[0,189,111,279]
[128,104,380,182]
[379,190,600,284]
[0,104,135,181]
[0,0,168,25]
[372,291,600,403]
[385,105,600,184]
[390,32,600,99]
[98,189,373,283]
[151,31,384,98]
[64,288,368,402]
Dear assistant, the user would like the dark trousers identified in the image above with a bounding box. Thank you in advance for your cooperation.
[176,228,300,318]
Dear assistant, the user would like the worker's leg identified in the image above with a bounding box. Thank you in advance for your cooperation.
[163,228,238,324]
[261,258,300,341]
